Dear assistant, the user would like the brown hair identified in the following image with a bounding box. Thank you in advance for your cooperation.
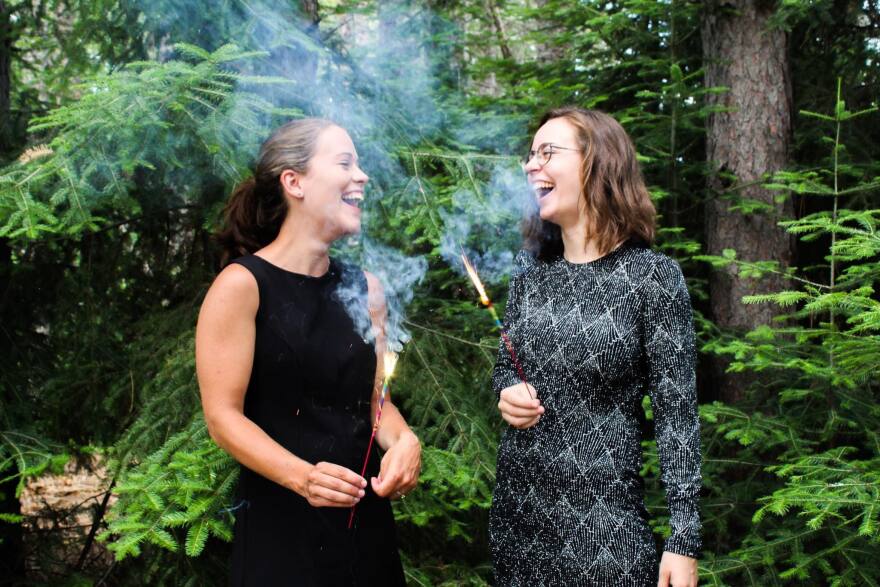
[522,107,656,260]
[216,118,336,267]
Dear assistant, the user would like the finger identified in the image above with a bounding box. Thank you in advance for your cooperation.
[378,468,404,495]
[309,484,361,506]
[517,383,538,399]
[371,475,394,497]
[397,481,415,495]
[501,390,542,409]
[309,495,348,508]
[312,471,366,498]
[315,462,367,488]
[398,469,418,493]
[400,464,421,494]
[656,569,670,587]
[505,411,541,427]
[507,418,538,430]
[516,416,541,429]
[501,414,532,428]
[499,401,544,418]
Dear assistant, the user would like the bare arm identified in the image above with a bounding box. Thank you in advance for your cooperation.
[363,271,421,498]
[196,264,366,507]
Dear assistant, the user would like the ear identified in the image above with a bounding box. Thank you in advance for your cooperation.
[279,169,304,200]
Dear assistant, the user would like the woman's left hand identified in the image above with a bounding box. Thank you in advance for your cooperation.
[658,551,698,587]
[371,430,421,499]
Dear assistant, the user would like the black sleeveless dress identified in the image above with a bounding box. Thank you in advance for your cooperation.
[228,255,406,587]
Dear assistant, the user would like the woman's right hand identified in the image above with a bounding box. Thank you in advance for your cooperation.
[300,461,367,508]
[498,383,543,429]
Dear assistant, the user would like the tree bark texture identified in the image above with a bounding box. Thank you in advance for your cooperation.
[702,0,794,402]
[300,0,319,24]
[0,1,12,153]
[0,6,20,569]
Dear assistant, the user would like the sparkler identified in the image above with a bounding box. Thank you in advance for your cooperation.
[460,251,533,398]
[348,351,399,529]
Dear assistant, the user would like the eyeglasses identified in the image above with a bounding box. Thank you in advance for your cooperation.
[521,143,582,170]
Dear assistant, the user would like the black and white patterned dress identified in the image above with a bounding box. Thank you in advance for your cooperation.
[489,242,702,587]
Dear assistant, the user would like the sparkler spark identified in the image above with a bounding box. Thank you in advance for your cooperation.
[461,253,490,306]
[460,251,534,400]
[383,352,399,381]
[349,351,399,529]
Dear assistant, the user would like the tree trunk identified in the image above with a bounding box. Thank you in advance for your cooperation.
[486,0,512,60]
[300,0,319,24]
[702,0,794,403]
[0,3,20,577]
[0,0,12,154]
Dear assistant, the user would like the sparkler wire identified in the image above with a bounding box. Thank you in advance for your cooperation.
[460,252,535,399]
[348,354,397,529]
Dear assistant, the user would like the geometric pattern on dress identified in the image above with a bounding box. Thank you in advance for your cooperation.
[489,244,702,587]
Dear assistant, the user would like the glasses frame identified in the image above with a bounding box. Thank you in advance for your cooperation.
[522,143,582,170]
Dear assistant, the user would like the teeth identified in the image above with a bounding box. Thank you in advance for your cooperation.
[533,181,554,198]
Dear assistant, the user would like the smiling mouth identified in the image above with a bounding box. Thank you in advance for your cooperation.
[342,193,363,208]
[533,181,555,199]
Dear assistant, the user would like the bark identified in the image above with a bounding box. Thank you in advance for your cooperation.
[0,1,12,152]
[300,0,319,24]
[702,0,794,403]
[486,0,513,60]
[0,6,21,577]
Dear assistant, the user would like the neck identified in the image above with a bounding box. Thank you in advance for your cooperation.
[258,213,333,277]
[560,223,603,263]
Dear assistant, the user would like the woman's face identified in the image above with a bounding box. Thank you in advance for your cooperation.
[524,117,585,230]
[296,125,369,237]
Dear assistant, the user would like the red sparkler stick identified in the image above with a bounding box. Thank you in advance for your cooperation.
[348,352,398,529]
[460,252,535,399]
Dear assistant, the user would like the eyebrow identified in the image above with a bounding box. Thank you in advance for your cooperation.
[335,152,357,160]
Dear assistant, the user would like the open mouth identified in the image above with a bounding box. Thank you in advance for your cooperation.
[533,181,555,199]
[341,192,363,208]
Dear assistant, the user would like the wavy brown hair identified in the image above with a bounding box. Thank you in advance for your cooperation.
[522,107,656,260]
[216,118,336,267]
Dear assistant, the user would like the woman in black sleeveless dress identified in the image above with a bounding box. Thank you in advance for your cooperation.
[196,119,420,586]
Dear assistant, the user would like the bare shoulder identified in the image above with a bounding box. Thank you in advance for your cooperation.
[363,270,386,312]
[363,270,384,293]
[201,263,259,318]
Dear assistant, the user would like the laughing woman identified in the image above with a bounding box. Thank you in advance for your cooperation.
[196,119,420,586]
[490,107,702,587]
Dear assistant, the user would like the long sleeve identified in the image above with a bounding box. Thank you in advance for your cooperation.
[492,257,527,399]
[642,256,703,559]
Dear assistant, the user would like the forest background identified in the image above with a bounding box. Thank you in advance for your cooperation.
[1,0,879,585]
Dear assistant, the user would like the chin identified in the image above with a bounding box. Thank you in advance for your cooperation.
[538,204,557,223]
[324,220,360,243]
[341,220,361,236]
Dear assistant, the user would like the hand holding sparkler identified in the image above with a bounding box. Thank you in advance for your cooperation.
[348,351,399,529]
[497,382,543,429]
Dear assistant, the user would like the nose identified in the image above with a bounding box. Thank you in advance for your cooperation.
[353,163,369,185]
[522,154,541,174]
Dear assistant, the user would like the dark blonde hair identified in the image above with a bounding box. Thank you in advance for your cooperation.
[216,118,336,267]
[523,107,656,260]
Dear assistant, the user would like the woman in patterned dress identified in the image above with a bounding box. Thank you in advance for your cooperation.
[489,107,702,587]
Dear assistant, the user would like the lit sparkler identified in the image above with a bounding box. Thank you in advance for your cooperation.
[460,251,533,398]
[348,351,399,529]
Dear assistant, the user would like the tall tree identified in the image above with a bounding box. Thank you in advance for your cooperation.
[0,1,13,156]
[702,0,794,402]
